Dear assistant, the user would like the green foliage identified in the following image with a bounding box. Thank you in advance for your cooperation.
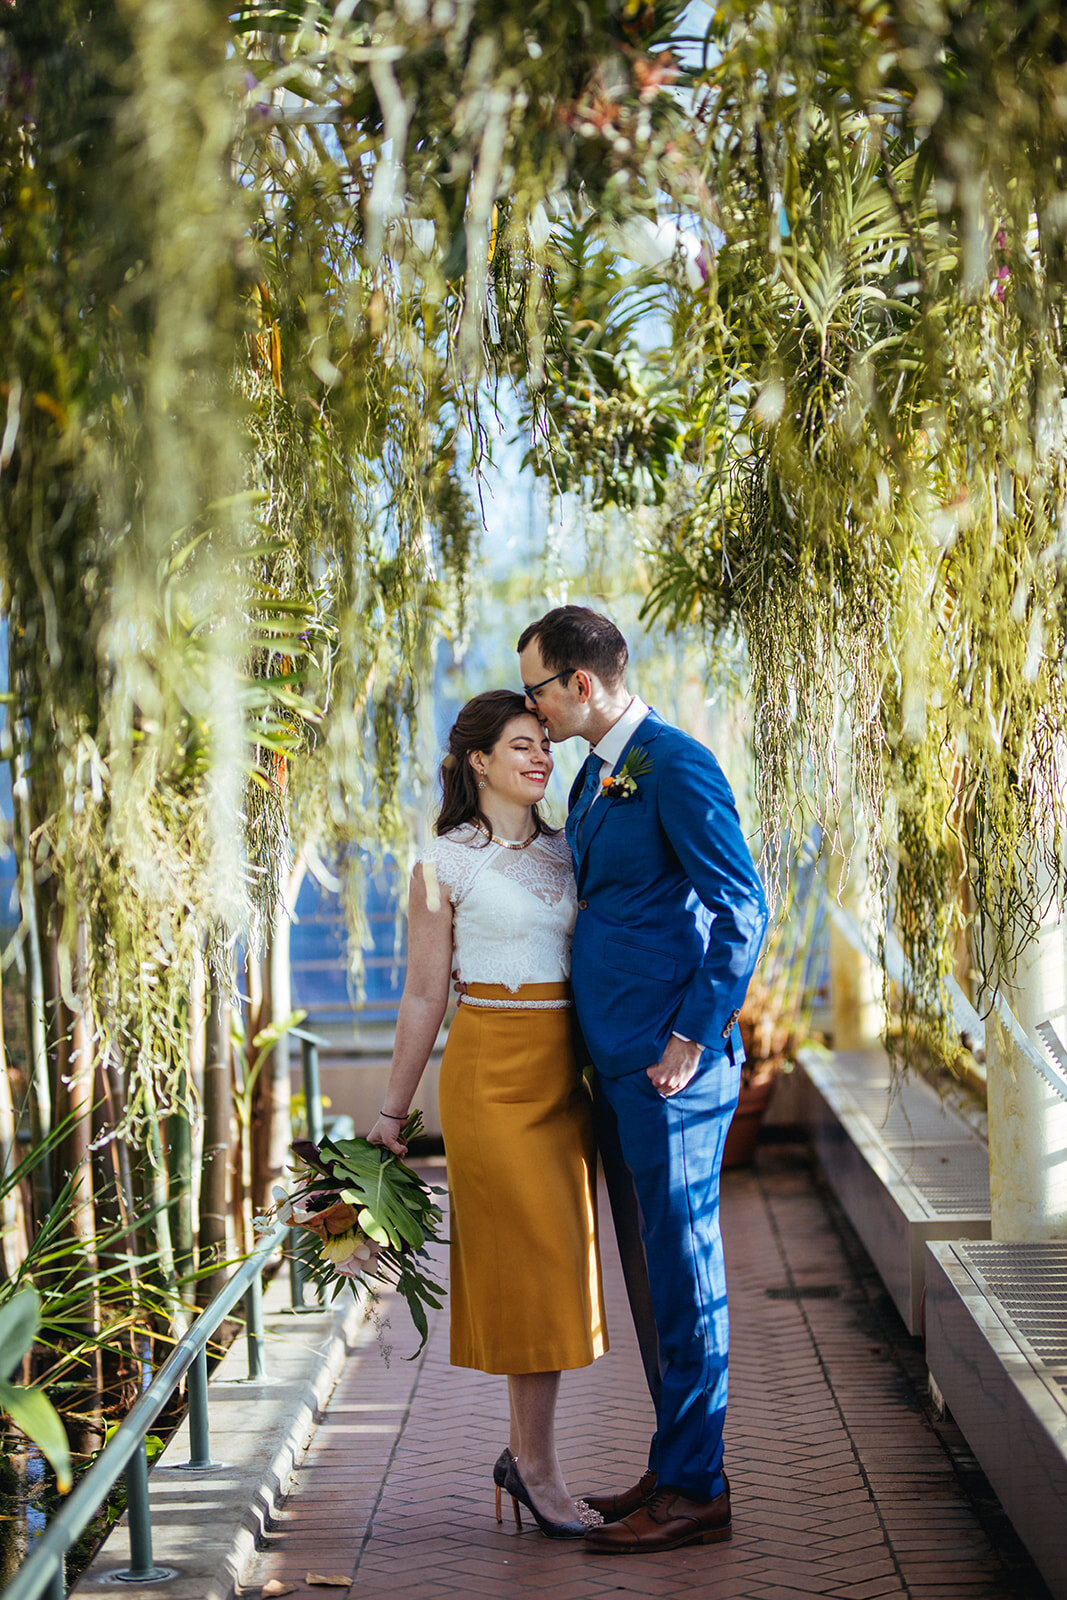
[0,3,644,1153]
[641,1,1067,1065]
[0,1122,169,1405]
[287,1116,445,1353]
[0,1289,72,1493]
[514,219,692,508]
[0,0,709,1155]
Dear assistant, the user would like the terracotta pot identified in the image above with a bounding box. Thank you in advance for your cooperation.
[722,1069,779,1169]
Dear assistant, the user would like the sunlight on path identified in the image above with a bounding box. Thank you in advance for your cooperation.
[241,1149,1045,1600]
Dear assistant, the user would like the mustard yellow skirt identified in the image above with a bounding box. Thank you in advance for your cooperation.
[439,982,608,1375]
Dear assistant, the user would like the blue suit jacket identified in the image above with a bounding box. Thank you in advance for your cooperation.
[568,708,768,1077]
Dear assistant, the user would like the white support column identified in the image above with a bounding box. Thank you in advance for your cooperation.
[987,908,1067,1241]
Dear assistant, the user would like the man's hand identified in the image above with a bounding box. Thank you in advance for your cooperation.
[646,1034,703,1097]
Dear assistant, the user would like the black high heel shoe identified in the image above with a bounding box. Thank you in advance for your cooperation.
[493,1447,517,1526]
[500,1456,599,1539]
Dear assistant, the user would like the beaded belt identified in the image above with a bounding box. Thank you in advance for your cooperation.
[460,995,571,1011]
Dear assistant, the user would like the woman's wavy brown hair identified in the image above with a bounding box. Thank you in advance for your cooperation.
[436,690,552,841]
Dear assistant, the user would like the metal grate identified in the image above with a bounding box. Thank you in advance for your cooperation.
[830,1057,893,1088]
[894,1146,991,1214]
[846,1084,975,1146]
[954,1242,1067,1366]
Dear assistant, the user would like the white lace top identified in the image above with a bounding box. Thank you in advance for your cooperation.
[418,824,577,990]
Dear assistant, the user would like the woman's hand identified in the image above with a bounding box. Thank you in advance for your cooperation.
[367,1115,409,1157]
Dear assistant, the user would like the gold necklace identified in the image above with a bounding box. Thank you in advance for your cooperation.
[475,819,536,850]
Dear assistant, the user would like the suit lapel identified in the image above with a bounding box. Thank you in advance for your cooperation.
[575,711,664,889]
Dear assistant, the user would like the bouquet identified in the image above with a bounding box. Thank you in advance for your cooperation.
[269,1111,445,1352]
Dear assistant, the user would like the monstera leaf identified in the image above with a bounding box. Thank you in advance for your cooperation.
[285,1112,445,1352]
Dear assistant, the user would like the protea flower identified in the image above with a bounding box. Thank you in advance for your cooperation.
[301,1197,360,1240]
[322,1229,382,1279]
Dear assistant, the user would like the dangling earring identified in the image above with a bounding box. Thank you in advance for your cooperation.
[478,780,487,790]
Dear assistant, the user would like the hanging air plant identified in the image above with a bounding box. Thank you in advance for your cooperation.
[641,1,1067,1066]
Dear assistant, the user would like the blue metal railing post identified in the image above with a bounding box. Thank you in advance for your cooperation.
[186,1345,215,1468]
[289,1236,307,1307]
[3,1219,286,1600]
[115,1439,162,1582]
[246,1275,266,1379]
[302,1034,324,1145]
[287,1027,331,1313]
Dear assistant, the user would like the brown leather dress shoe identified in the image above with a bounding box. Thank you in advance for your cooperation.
[581,1469,657,1522]
[583,1482,732,1553]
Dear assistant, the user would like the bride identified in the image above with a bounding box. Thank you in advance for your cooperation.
[367,689,607,1538]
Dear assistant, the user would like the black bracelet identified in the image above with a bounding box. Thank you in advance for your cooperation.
[379,1109,406,1120]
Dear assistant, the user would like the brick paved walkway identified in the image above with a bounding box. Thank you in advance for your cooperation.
[241,1146,1048,1600]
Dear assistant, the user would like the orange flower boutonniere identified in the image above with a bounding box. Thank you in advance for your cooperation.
[601,745,653,800]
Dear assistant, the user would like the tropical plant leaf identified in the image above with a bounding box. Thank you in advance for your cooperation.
[0,1286,43,1378]
[0,1375,72,1493]
[280,1115,444,1352]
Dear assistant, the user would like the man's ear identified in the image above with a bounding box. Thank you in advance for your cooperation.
[573,669,592,702]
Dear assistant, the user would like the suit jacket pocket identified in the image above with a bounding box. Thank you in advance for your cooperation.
[602,936,677,983]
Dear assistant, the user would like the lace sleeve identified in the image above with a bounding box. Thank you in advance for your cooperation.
[416,828,492,907]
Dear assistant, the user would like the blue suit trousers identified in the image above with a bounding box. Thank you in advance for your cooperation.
[595,1047,740,1500]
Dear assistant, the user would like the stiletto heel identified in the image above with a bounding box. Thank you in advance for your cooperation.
[501,1457,597,1540]
[494,1484,522,1527]
[493,1446,516,1526]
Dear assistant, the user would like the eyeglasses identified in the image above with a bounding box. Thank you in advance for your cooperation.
[522,668,574,700]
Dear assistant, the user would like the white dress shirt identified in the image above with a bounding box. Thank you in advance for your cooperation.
[587,694,650,804]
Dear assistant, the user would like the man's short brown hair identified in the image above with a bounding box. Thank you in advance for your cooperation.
[518,606,628,688]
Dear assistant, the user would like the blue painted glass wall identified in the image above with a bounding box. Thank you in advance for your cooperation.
[289,857,405,1025]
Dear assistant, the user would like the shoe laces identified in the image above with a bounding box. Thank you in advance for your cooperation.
[645,1489,678,1522]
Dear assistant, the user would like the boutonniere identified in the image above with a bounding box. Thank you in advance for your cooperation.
[601,745,653,800]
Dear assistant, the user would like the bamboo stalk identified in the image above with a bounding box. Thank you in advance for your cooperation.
[54,922,101,1382]
[250,913,292,1218]
[101,1048,138,1272]
[0,957,29,1280]
[198,955,232,1307]
[166,1068,194,1288]
[12,748,52,1222]
[131,1067,185,1340]
[33,853,65,1212]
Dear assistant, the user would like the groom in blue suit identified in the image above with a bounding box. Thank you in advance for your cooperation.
[518,606,768,1554]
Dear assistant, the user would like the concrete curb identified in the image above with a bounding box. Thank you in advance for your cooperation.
[71,1267,368,1600]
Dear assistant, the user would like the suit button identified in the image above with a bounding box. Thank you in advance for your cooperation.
[577,899,588,910]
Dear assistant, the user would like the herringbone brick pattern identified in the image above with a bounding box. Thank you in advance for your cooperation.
[241,1147,1048,1600]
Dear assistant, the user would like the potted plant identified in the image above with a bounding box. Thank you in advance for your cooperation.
[722,981,797,1167]
[722,852,826,1167]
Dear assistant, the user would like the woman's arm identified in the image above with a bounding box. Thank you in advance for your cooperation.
[366,861,454,1157]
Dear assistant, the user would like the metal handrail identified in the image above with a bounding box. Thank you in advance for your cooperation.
[4,1220,288,1600]
[3,1024,358,1600]
[829,901,1067,1105]
[7,1032,343,1600]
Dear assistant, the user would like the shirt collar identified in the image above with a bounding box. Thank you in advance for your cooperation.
[592,695,650,771]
